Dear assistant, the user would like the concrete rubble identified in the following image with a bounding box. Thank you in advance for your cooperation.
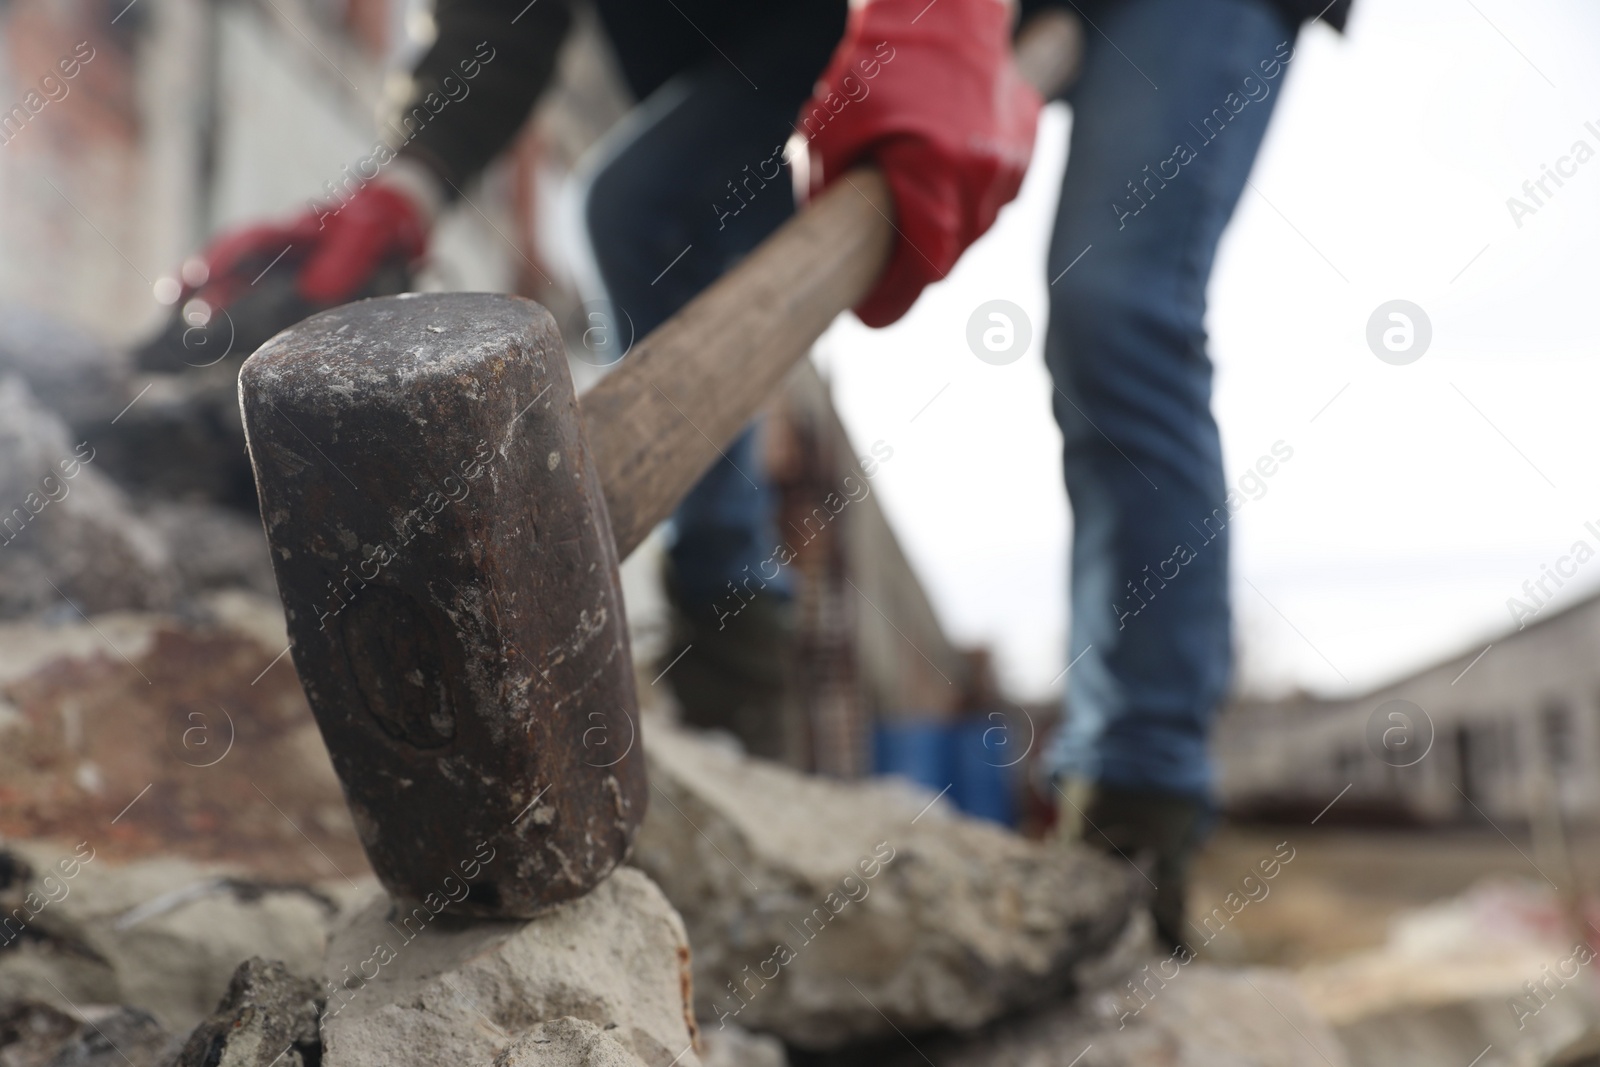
[0,564,1354,1067]
[169,958,322,1067]
[632,723,1142,1049]
[0,841,359,1035]
[319,868,700,1067]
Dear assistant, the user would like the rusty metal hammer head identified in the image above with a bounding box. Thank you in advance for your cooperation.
[238,292,645,918]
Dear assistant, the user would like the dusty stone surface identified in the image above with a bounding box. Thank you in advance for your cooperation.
[493,1018,647,1066]
[320,868,699,1067]
[632,723,1139,1049]
[0,841,368,1035]
[858,965,1350,1067]
[0,376,178,619]
[171,957,323,1067]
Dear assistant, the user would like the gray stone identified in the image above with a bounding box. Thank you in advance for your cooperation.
[631,723,1139,1049]
[320,868,700,1067]
[170,958,322,1067]
[0,375,178,618]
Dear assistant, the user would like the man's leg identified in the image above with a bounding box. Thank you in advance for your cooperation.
[582,60,819,763]
[1042,0,1298,946]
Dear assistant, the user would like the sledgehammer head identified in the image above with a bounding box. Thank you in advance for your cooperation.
[238,292,645,917]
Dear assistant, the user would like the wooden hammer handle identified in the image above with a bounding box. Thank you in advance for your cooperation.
[582,169,895,558]
[582,10,1082,559]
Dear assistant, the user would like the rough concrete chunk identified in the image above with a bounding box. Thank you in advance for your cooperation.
[631,724,1139,1049]
[320,868,699,1067]
[170,958,322,1067]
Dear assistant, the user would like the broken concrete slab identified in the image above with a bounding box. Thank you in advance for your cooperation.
[320,868,700,1067]
[632,722,1139,1049]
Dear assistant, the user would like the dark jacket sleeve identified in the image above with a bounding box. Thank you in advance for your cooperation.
[395,0,573,194]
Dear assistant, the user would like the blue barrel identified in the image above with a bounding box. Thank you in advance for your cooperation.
[872,716,1017,827]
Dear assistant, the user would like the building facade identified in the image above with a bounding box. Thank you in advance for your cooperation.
[1215,592,1600,826]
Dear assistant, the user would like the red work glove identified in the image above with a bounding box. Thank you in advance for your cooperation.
[298,182,429,303]
[170,180,430,313]
[799,0,1040,327]
[139,175,434,371]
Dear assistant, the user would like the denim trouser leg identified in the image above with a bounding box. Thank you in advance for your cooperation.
[584,67,804,608]
[1044,0,1298,799]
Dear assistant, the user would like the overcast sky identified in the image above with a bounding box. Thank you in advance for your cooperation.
[812,0,1600,703]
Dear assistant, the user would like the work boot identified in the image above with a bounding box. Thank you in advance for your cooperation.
[660,567,803,767]
[1057,778,1210,952]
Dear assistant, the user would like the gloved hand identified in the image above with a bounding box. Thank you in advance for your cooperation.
[139,165,438,371]
[297,181,430,304]
[798,0,1040,327]
[173,177,431,311]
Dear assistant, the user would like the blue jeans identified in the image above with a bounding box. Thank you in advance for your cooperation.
[583,61,823,608]
[1042,0,1297,800]
[585,0,1296,800]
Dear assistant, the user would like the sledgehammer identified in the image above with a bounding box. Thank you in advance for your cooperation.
[237,11,1082,918]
